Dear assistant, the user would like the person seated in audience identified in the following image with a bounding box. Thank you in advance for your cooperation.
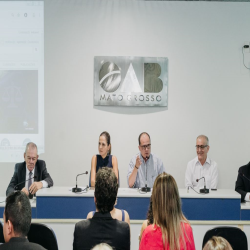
[91,243,113,250]
[73,167,130,250]
[90,131,118,187]
[139,198,153,241]
[87,198,130,225]
[203,236,232,250]
[139,173,195,250]
[0,191,45,250]
[235,162,250,202]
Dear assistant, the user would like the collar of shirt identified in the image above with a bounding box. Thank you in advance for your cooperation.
[26,165,35,176]
[139,152,151,163]
[195,156,211,166]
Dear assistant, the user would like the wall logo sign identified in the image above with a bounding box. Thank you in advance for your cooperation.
[94,56,168,107]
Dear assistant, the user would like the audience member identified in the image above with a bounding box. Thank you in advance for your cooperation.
[87,198,130,225]
[0,191,45,250]
[139,173,195,250]
[203,236,233,250]
[139,198,153,241]
[91,243,113,250]
[73,167,130,250]
[90,131,119,187]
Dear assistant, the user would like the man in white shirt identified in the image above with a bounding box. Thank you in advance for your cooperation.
[6,142,53,197]
[185,135,218,190]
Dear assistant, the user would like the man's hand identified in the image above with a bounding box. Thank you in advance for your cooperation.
[29,182,43,194]
[21,187,29,196]
[135,155,142,169]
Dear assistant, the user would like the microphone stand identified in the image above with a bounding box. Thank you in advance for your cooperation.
[14,176,37,200]
[196,177,209,194]
[141,156,151,192]
[72,171,88,193]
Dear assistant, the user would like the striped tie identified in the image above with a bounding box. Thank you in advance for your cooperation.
[28,171,32,190]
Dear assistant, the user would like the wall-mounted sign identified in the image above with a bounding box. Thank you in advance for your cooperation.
[94,56,168,107]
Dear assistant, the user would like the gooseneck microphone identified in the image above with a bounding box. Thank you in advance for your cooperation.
[14,176,37,191]
[238,171,250,182]
[72,171,88,193]
[141,156,151,192]
[196,177,209,194]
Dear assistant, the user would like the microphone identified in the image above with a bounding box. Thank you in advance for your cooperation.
[141,156,151,192]
[72,171,88,193]
[196,177,209,194]
[14,176,37,190]
[238,171,250,182]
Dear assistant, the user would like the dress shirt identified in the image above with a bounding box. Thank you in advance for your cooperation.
[185,156,218,189]
[24,166,48,190]
[245,193,250,201]
[127,153,165,188]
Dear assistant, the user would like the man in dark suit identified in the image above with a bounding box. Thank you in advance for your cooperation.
[6,142,53,197]
[235,162,250,202]
[0,191,45,250]
[73,167,130,250]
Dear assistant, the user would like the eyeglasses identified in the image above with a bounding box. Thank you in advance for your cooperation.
[140,144,151,150]
[195,145,208,149]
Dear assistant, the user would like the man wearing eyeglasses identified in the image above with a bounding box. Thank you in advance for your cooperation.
[185,135,218,190]
[127,132,165,188]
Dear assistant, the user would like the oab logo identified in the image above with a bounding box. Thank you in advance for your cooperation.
[94,56,168,107]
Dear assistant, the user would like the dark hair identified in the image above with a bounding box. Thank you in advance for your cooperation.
[100,131,112,155]
[95,167,118,213]
[147,198,153,225]
[138,132,150,145]
[5,191,31,237]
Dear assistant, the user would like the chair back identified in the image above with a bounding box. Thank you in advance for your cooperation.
[202,226,248,250]
[28,223,58,250]
[0,221,4,243]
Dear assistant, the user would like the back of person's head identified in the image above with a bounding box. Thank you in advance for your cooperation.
[4,191,31,241]
[203,236,233,250]
[91,243,113,250]
[95,167,118,213]
[147,198,153,225]
[152,172,188,250]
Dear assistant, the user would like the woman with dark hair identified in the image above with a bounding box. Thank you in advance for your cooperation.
[90,131,118,187]
[139,198,153,241]
[139,172,195,250]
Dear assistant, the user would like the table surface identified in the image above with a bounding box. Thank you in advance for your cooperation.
[35,187,240,199]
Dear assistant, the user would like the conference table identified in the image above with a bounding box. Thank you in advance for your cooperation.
[35,187,242,220]
[0,188,246,220]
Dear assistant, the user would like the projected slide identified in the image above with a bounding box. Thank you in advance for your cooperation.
[0,1,44,162]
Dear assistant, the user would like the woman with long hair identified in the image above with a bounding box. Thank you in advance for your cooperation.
[90,131,118,187]
[139,172,195,250]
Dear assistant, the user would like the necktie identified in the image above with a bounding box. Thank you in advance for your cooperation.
[28,171,32,190]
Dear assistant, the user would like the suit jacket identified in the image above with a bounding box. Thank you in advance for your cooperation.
[0,237,46,250]
[73,212,130,250]
[6,159,53,196]
[235,162,250,202]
